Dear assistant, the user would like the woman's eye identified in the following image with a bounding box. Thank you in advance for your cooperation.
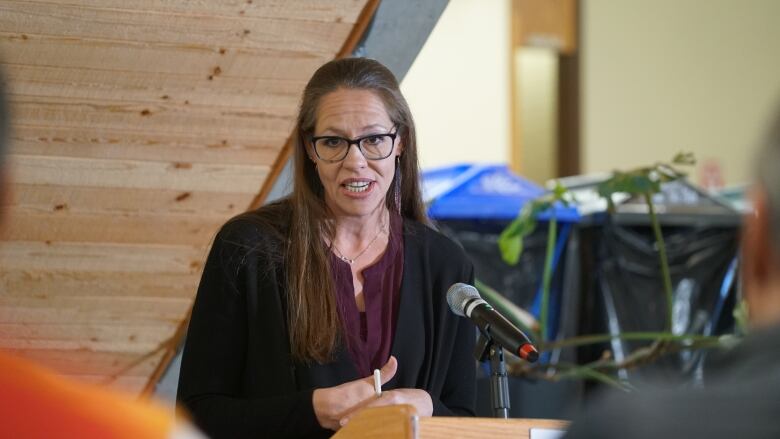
[324,138,342,147]
[364,136,382,145]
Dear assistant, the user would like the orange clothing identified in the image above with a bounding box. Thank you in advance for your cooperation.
[0,350,196,439]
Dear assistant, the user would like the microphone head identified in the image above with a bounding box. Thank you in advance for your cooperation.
[520,343,539,363]
[446,283,481,317]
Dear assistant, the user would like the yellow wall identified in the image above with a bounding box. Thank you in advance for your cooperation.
[516,48,558,184]
[401,0,511,170]
[582,0,780,186]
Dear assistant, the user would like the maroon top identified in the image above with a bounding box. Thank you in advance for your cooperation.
[330,213,404,377]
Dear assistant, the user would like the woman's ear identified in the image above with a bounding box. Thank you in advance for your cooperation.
[306,146,318,165]
[302,132,317,161]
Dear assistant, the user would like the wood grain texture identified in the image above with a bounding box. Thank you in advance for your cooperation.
[8,65,301,116]
[21,0,367,23]
[11,96,294,140]
[0,296,191,325]
[0,0,372,394]
[332,405,417,439]
[76,374,152,395]
[0,270,199,298]
[10,154,268,193]
[16,135,273,168]
[8,184,248,217]
[0,1,355,54]
[4,348,168,377]
[1,35,326,79]
[333,405,569,439]
[0,241,205,273]
[3,208,226,245]
[0,322,180,353]
[419,417,568,439]
[513,0,577,54]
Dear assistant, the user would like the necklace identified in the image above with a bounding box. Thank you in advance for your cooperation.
[331,217,388,265]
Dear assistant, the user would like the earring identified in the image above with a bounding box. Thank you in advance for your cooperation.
[394,156,402,215]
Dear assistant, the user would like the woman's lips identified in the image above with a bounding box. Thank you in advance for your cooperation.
[340,180,375,198]
[344,181,371,193]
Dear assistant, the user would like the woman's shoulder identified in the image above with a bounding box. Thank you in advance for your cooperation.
[403,218,474,287]
[214,199,291,255]
[403,218,469,261]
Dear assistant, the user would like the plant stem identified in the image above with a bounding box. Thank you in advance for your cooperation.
[540,215,557,342]
[644,192,674,331]
[540,331,721,351]
[555,364,636,392]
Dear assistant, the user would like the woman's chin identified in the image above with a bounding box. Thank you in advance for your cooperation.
[329,195,387,219]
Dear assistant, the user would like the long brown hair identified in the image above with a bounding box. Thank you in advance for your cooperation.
[286,57,427,363]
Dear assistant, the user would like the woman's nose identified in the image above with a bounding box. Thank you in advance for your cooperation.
[342,142,367,168]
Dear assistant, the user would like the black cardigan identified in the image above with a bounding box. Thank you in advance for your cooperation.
[177,210,477,438]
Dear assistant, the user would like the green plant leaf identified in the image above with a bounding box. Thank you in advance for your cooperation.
[596,153,698,203]
[498,181,572,267]
[498,204,540,265]
[672,152,696,166]
[601,173,659,195]
[498,233,524,265]
[552,181,567,198]
[733,299,750,335]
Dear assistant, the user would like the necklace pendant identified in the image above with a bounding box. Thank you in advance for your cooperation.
[332,218,386,265]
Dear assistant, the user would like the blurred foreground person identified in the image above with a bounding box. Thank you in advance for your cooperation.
[0,74,203,438]
[565,107,780,439]
[0,354,204,439]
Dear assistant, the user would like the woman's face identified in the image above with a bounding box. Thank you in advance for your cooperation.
[311,88,402,219]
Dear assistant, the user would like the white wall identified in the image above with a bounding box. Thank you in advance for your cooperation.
[582,0,780,187]
[401,0,511,171]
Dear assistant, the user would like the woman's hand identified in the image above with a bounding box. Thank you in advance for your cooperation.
[339,387,433,426]
[312,356,398,431]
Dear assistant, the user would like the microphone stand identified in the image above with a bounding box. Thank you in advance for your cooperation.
[475,331,510,419]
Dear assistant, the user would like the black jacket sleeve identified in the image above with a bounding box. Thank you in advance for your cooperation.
[176,220,323,439]
[430,314,477,416]
[428,232,477,417]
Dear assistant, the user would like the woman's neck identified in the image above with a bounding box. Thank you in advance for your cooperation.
[333,207,389,244]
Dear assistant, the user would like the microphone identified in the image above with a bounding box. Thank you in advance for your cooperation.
[447,283,539,363]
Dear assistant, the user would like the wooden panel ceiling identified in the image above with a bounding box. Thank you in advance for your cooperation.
[0,0,375,395]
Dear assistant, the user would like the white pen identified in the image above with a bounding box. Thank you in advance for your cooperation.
[373,368,382,397]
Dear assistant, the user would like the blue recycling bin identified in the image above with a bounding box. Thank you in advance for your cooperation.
[422,164,584,419]
[422,164,580,344]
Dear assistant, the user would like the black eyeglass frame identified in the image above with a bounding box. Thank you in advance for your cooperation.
[310,127,398,163]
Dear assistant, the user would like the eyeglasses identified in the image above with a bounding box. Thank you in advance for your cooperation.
[311,128,398,162]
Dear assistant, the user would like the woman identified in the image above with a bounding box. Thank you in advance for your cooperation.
[177,58,476,438]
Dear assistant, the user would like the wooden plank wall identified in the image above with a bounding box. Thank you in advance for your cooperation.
[0,0,371,395]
